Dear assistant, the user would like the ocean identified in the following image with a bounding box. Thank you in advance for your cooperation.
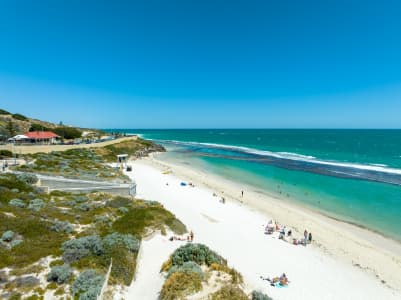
[113,129,401,242]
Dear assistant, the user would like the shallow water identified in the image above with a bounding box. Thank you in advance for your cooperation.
[111,129,401,241]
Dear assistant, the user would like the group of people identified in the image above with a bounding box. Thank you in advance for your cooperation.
[1,161,8,172]
[169,230,194,242]
[260,273,289,287]
[265,220,313,246]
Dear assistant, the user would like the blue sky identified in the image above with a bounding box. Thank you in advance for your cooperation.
[1,0,401,128]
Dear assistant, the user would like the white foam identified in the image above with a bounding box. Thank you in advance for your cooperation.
[155,140,401,176]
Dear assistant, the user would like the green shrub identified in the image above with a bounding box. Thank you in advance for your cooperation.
[112,206,186,237]
[9,198,26,208]
[62,235,104,263]
[170,243,224,268]
[106,196,131,208]
[54,127,82,139]
[51,220,74,234]
[29,123,49,132]
[10,239,23,248]
[251,290,273,300]
[2,230,14,242]
[118,207,129,214]
[102,232,140,252]
[47,264,72,284]
[210,285,248,300]
[12,113,28,121]
[0,150,13,157]
[28,199,45,212]
[71,269,104,300]
[0,108,10,115]
[16,173,38,185]
[159,271,202,300]
[167,261,203,279]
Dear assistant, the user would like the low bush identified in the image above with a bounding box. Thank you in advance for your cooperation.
[159,271,202,300]
[16,173,38,185]
[47,264,72,284]
[12,113,28,121]
[112,206,186,237]
[209,263,243,284]
[170,243,225,268]
[106,196,131,208]
[210,285,248,300]
[118,207,129,214]
[0,108,10,115]
[167,261,203,279]
[28,199,45,212]
[2,230,14,242]
[9,198,26,208]
[62,235,104,263]
[251,290,273,300]
[102,232,140,252]
[51,220,74,234]
[53,126,82,139]
[71,269,104,300]
[0,150,13,158]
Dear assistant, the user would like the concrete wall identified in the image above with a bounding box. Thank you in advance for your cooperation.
[34,174,137,196]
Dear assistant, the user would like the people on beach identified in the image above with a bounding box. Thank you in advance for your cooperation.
[262,273,289,287]
[308,232,312,243]
[304,230,308,245]
[241,190,244,197]
[190,230,194,241]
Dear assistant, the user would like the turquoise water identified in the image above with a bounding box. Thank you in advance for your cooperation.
[112,129,401,241]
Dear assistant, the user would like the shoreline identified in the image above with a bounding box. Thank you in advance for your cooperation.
[139,154,401,292]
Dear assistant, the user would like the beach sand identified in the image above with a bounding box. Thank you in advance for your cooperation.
[123,157,401,300]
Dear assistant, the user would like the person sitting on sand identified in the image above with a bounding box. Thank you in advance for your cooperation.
[279,273,288,286]
[287,229,292,236]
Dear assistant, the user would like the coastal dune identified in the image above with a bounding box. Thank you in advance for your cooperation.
[124,158,401,300]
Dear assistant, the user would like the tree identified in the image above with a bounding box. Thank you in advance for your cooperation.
[12,113,28,121]
[53,127,82,139]
[6,120,16,137]
[0,108,10,115]
[29,123,49,132]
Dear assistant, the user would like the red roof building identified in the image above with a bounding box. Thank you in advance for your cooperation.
[24,131,60,144]
[25,131,59,139]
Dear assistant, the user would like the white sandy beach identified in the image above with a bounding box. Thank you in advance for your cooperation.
[121,157,401,300]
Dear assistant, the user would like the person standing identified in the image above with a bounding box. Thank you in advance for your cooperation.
[241,190,244,197]
[308,232,312,243]
[304,230,308,246]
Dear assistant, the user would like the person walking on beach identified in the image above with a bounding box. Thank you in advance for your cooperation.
[304,230,308,246]
[308,232,312,243]
[241,190,244,197]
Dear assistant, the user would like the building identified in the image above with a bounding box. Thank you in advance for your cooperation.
[23,131,60,144]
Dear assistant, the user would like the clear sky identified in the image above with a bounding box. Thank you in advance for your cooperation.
[1,0,401,128]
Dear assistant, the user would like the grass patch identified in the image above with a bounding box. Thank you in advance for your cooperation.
[159,271,202,300]
[210,285,248,300]
[112,204,186,237]
[94,139,164,162]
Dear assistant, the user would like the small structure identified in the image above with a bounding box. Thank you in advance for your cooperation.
[117,154,128,170]
[24,131,60,144]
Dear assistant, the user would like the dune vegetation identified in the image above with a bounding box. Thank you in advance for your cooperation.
[0,172,186,299]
